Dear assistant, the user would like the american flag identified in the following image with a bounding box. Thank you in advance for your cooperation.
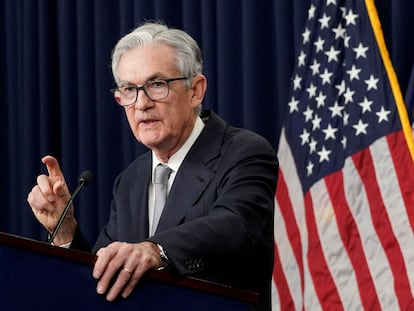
[272,0,414,310]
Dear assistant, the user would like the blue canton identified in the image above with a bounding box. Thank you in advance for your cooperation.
[285,0,401,191]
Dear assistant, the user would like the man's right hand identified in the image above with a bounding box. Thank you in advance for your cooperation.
[27,155,77,245]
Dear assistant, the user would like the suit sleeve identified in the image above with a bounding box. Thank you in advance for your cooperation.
[69,225,92,252]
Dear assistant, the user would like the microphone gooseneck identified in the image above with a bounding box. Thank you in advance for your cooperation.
[47,170,93,244]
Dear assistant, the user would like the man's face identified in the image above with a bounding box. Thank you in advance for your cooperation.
[115,44,203,161]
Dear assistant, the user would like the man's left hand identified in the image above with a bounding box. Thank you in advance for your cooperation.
[93,241,162,301]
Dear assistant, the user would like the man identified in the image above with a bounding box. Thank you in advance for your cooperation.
[27,22,278,311]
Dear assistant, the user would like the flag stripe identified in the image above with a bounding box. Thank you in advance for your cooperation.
[386,131,414,232]
[384,132,414,296]
[273,131,322,311]
[273,235,295,311]
[275,170,304,292]
[324,171,381,310]
[304,191,344,310]
[343,145,400,310]
[273,130,304,310]
[353,145,413,310]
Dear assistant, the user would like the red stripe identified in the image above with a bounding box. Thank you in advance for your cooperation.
[305,191,344,311]
[352,147,413,310]
[273,242,296,310]
[387,131,414,232]
[274,171,301,309]
[324,171,381,310]
[275,171,304,290]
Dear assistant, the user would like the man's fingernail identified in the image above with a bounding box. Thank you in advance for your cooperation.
[93,270,100,279]
[97,284,105,294]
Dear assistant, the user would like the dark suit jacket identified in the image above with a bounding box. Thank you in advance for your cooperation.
[75,110,278,310]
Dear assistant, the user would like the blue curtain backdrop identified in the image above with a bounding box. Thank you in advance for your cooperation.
[1,0,414,246]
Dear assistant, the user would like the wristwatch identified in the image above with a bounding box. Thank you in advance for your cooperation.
[156,243,170,270]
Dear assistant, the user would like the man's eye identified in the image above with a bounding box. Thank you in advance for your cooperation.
[149,81,166,88]
[122,86,136,93]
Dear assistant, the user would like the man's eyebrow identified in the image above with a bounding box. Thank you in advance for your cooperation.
[118,73,165,86]
[146,73,165,81]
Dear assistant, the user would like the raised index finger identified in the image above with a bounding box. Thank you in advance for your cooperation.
[42,155,64,178]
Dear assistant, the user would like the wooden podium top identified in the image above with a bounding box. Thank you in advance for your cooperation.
[0,231,259,304]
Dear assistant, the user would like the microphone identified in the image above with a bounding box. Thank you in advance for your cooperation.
[48,170,93,244]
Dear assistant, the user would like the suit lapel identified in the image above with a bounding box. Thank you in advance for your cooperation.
[156,111,227,232]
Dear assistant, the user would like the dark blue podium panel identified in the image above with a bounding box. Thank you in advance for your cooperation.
[0,233,257,311]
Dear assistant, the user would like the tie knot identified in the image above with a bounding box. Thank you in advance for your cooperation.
[154,164,172,185]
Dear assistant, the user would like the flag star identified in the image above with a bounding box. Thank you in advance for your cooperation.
[323,124,338,140]
[317,146,332,163]
[315,91,327,107]
[310,60,321,75]
[325,46,341,62]
[346,65,361,81]
[309,138,317,153]
[318,13,331,29]
[344,34,351,48]
[298,50,306,67]
[343,87,355,104]
[352,119,369,136]
[365,74,379,90]
[306,161,314,176]
[359,96,373,113]
[320,68,333,85]
[314,37,325,53]
[303,106,314,121]
[293,74,302,90]
[300,128,310,145]
[332,23,346,39]
[306,83,317,98]
[335,80,346,95]
[344,9,358,26]
[376,106,391,123]
[312,114,322,130]
[308,4,316,20]
[302,27,311,43]
[343,112,350,125]
[353,43,369,59]
[341,136,347,149]
[340,7,347,18]
[328,101,345,117]
[327,0,337,5]
[288,96,300,113]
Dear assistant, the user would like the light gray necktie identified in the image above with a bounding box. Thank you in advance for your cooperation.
[151,164,172,235]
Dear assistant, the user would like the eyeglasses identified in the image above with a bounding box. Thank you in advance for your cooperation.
[111,77,188,106]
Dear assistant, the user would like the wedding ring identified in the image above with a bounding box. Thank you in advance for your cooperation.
[123,267,132,275]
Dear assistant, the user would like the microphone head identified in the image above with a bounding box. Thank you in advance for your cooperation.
[79,170,93,187]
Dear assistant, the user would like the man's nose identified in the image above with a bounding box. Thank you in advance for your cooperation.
[134,89,153,109]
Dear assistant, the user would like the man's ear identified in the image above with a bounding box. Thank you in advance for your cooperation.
[190,75,207,107]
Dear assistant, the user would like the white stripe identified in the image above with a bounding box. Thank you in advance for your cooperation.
[271,282,281,311]
[370,138,414,296]
[310,180,364,310]
[343,150,400,310]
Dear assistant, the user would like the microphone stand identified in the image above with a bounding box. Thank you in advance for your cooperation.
[47,171,92,244]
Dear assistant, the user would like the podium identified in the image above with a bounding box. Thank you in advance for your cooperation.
[0,232,258,310]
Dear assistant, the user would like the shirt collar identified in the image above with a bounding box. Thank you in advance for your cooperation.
[152,115,205,175]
